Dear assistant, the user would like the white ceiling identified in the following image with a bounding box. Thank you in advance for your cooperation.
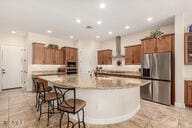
[0,0,192,40]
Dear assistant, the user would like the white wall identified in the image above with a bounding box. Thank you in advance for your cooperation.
[0,32,26,46]
[100,24,175,71]
[25,32,75,91]
[175,14,185,108]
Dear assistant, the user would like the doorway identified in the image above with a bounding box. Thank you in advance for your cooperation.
[1,45,24,90]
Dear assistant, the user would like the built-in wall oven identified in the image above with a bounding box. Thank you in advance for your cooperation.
[67,61,77,74]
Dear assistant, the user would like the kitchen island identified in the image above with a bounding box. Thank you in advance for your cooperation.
[36,74,150,124]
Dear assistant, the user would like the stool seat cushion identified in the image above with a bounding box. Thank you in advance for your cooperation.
[41,92,61,101]
[59,99,86,113]
[39,86,52,92]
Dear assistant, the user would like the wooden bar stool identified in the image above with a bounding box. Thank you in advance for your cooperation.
[32,78,52,111]
[54,85,86,128]
[36,79,61,126]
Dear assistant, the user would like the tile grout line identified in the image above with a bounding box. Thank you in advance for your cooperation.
[23,91,41,128]
[8,93,10,128]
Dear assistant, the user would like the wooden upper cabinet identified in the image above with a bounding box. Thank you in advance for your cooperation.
[156,35,172,52]
[185,33,192,65]
[142,38,156,53]
[104,50,112,65]
[62,47,78,64]
[125,45,141,65]
[97,50,112,65]
[125,46,133,64]
[44,48,55,64]
[133,45,141,64]
[185,81,192,106]
[141,34,174,54]
[33,43,45,64]
[97,51,103,65]
[54,49,64,65]
[70,48,78,61]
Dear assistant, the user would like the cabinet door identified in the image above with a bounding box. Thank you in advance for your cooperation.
[156,35,172,52]
[33,43,45,64]
[187,82,192,105]
[142,38,156,53]
[73,49,78,61]
[97,51,103,65]
[185,33,192,64]
[125,47,133,65]
[44,48,54,64]
[71,48,78,61]
[104,51,112,65]
[66,48,71,61]
[133,45,141,64]
[54,50,64,65]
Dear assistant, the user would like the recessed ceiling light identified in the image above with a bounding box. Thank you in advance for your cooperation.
[124,26,130,29]
[100,3,106,9]
[69,35,74,39]
[97,21,102,25]
[108,32,113,35]
[76,19,81,23]
[11,31,16,34]
[147,17,153,22]
[47,30,52,34]
[96,36,100,39]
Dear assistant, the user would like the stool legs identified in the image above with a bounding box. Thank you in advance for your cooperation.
[60,111,64,128]
[82,108,85,128]
[38,100,42,121]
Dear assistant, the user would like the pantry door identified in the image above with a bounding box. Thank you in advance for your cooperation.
[1,45,23,89]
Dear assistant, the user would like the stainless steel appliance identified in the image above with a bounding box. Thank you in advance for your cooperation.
[141,52,171,105]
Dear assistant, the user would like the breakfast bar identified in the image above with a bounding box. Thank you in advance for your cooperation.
[37,74,150,124]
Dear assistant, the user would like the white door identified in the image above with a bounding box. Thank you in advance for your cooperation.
[1,45,23,89]
[79,48,91,73]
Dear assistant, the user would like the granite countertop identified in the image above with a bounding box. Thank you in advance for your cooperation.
[32,71,66,76]
[37,74,150,89]
[95,70,141,77]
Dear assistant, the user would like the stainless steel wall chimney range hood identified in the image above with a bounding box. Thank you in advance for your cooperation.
[112,36,125,58]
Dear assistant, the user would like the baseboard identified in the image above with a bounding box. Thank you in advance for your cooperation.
[84,105,140,124]
[174,102,185,108]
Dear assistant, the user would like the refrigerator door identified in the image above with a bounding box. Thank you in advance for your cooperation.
[141,54,153,78]
[153,80,171,105]
[140,81,153,101]
[151,52,171,81]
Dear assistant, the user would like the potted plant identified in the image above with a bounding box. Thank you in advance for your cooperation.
[47,44,59,49]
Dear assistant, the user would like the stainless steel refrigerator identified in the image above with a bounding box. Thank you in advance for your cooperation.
[141,52,171,105]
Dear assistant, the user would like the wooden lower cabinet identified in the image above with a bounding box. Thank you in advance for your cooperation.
[185,80,192,106]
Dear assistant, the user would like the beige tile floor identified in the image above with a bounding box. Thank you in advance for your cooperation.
[0,88,191,128]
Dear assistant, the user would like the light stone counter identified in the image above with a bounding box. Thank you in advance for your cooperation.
[38,74,149,89]
[32,71,65,76]
[37,74,150,124]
